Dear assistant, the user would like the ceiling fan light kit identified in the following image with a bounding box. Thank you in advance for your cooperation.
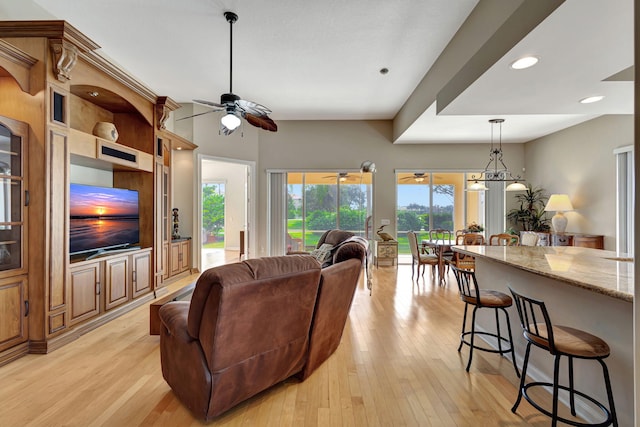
[183,11,277,136]
[467,119,526,191]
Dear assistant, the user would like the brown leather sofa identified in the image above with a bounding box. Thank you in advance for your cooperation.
[159,244,366,420]
[159,256,322,420]
[288,229,367,265]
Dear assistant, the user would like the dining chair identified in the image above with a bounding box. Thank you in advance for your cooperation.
[429,228,452,244]
[407,231,439,280]
[446,233,485,272]
[429,228,454,265]
[489,233,520,246]
[520,231,540,246]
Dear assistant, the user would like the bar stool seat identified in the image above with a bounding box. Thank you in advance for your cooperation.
[461,289,513,307]
[510,288,618,427]
[525,325,610,359]
[451,265,520,377]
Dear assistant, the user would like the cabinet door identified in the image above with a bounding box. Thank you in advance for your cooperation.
[104,256,129,310]
[169,242,180,276]
[132,251,151,298]
[179,240,190,272]
[0,117,27,279]
[0,275,28,352]
[69,262,100,326]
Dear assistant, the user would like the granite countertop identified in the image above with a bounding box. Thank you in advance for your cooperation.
[454,245,634,302]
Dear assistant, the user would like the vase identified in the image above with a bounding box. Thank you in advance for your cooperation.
[92,122,119,141]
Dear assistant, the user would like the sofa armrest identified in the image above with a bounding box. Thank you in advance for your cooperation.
[333,242,366,264]
[159,300,212,420]
[159,301,193,342]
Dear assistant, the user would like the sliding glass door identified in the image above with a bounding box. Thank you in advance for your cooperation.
[287,172,372,251]
[396,171,485,255]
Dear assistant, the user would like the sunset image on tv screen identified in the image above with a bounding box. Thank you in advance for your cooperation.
[69,184,139,255]
[70,184,139,218]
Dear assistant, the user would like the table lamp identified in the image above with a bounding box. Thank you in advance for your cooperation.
[544,194,574,233]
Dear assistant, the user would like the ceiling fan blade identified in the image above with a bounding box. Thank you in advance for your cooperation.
[176,109,221,121]
[244,113,277,132]
[236,99,272,116]
[194,99,225,108]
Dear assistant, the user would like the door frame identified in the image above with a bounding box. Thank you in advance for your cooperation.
[196,154,256,271]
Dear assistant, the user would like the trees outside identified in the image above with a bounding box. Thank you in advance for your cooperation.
[202,184,225,240]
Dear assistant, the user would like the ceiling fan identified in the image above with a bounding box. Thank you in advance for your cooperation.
[399,173,428,183]
[322,172,359,182]
[182,11,277,135]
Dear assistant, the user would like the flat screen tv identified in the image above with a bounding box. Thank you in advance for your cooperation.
[69,183,140,256]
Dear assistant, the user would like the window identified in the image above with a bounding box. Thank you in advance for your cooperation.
[285,172,372,253]
[614,145,633,255]
[396,171,485,255]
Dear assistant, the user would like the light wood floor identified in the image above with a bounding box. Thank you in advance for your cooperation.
[0,260,561,426]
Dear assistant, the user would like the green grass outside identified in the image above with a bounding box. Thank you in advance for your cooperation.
[203,241,225,249]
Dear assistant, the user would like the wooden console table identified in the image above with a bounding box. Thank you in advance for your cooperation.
[535,232,604,249]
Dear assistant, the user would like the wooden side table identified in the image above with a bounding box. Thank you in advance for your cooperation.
[374,240,398,267]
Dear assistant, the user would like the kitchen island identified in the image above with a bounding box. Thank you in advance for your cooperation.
[453,245,633,426]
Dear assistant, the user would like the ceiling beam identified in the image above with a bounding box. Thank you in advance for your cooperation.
[392,0,564,143]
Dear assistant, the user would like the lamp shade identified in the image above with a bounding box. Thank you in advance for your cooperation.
[221,113,241,130]
[544,194,574,212]
[467,181,488,191]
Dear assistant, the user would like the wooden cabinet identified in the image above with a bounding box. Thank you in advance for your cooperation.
[68,261,100,326]
[154,127,196,289]
[0,276,28,353]
[169,239,191,276]
[132,249,151,298]
[69,248,152,326]
[104,256,130,310]
[0,21,197,363]
[0,116,28,362]
[374,240,398,267]
[572,234,605,249]
[537,232,605,249]
[178,240,190,272]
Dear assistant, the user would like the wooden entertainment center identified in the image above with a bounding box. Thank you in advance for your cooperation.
[0,21,196,365]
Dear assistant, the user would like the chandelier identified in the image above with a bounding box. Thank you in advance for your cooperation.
[467,119,527,191]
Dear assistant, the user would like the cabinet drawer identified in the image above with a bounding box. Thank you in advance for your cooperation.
[552,234,571,246]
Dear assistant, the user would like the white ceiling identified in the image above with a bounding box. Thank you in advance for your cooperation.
[1,0,633,144]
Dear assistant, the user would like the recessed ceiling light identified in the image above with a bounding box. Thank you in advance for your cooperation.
[510,56,539,70]
[580,95,605,104]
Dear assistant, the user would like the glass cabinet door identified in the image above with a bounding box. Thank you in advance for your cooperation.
[0,120,26,275]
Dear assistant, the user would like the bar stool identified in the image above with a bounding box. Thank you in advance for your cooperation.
[509,288,617,427]
[450,265,520,377]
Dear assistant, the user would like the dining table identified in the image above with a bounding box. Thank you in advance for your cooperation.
[421,238,454,285]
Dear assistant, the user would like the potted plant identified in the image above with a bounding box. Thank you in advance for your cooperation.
[506,185,551,232]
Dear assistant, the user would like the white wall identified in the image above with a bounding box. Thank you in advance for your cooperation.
[523,115,633,250]
[253,119,523,256]
[173,114,631,257]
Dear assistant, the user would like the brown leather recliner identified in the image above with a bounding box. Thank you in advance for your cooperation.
[159,256,322,421]
[298,231,367,379]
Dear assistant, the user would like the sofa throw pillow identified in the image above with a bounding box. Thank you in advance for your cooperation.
[310,243,334,267]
